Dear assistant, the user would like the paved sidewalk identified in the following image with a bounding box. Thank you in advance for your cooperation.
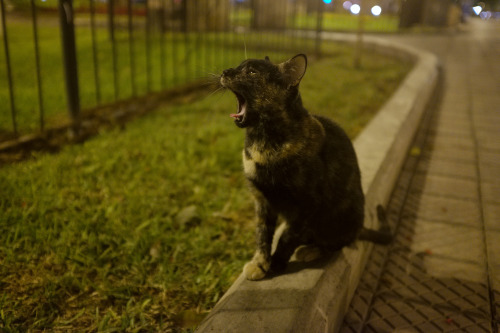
[341,19,500,332]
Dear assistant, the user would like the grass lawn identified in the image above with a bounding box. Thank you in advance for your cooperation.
[0,44,411,331]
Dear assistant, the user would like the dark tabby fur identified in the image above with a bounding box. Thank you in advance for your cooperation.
[220,54,391,280]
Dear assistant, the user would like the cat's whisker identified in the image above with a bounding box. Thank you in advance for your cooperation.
[200,79,220,88]
[206,86,225,99]
[242,33,248,60]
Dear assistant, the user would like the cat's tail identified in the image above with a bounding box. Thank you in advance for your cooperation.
[358,205,392,245]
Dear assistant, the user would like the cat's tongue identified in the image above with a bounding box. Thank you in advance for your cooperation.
[230,102,246,120]
[230,111,244,119]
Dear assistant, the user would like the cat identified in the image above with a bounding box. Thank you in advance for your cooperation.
[219,54,391,280]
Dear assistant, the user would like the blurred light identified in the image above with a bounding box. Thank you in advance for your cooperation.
[350,4,361,15]
[480,11,492,19]
[323,0,332,4]
[371,5,382,16]
[343,1,352,10]
[472,6,482,15]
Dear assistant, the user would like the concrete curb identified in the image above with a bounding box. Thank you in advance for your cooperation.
[196,34,440,333]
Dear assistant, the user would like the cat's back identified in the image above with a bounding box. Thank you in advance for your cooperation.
[313,114,358,164]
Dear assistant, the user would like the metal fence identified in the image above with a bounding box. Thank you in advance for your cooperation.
[0,0,402,142]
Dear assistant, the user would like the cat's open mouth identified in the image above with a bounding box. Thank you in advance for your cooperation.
[229,91,247,125]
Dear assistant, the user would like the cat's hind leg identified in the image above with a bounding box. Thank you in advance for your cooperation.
[294,245,323,262]
[270,224,304,273]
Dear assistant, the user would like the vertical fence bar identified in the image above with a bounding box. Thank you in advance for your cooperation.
[232,0,239,65]
[225,0,229,66]
[170,0,178,85]
[108,0,119,99]
[354,0,365,68]
[127,0,137,96]
[194,0,200,78]
[58,0,81,127]
[160,0,166,89]
[89,0,101,103]
[1,0,17,136]
[197,0,203,77]
[215,0,222,72]
[107,0,115,42]
[30,0,44,132]
[290,0,297,53]
[315,0,324,58]
[203,0,209,76]
[145,0,152,92]
[182,0,189,82]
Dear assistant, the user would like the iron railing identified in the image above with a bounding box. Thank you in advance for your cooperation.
[0,0,401,142]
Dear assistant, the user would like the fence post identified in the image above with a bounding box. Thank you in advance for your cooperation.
[30,0,45,132]
[315,0,324,58]
[1,0,17,136]
[354,0,365,68]
[58,0,80,131]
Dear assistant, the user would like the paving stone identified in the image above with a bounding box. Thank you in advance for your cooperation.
[478,149,500,166]
[434,118,471,135]
[474,121,500,135]
[479,163,500,183]
[437,102,469,118]
[485,230,500,292]
[428,134,475,151]
[419,256,486,284]
[417,158,477,180]
[483,203,500,231]
[422,145,476,163]
[407,194,481,227]
[428,126,472,139]
[475,130,500,151]
[411,174,478,200]
[481,181,500,204]
[409,219,484,265]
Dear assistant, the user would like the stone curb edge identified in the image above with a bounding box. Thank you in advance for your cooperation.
[196,34,440,333]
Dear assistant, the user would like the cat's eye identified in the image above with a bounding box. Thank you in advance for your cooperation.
[248,69,257,75]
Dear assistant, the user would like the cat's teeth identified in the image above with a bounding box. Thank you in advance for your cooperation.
[230,110,244,119]
[230,101,246,120]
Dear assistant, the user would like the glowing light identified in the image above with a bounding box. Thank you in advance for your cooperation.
[371,5,382,16]
[480,11,492,19]
[472,6,482,15]
[350,4,361,15]
[323,0,332,4]
[343,1,352,10]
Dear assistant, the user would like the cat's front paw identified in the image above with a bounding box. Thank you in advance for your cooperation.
[243,251,270,280]
[243,261,267,280]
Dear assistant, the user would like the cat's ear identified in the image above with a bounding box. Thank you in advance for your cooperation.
[278,54,307,88]
[265,56,271,62]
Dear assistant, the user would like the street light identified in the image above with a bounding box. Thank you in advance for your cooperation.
[371,5,382,16]
[472,6,483,15]
[350,4,361,14]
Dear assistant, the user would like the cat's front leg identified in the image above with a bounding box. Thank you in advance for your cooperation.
[244,196,277,280]
[270,223,303,273]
